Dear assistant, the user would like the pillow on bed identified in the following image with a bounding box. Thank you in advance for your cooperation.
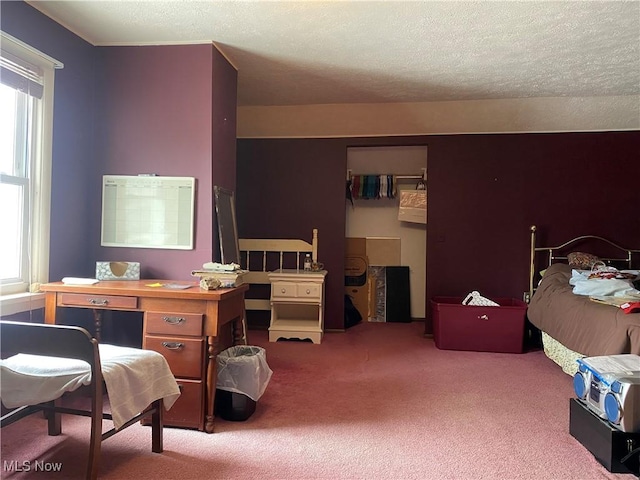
[567,252,600,269]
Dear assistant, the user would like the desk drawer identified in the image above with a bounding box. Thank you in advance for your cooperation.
[164,379,203,429]
[59,293,137,309]
[144,336,204,379]
[145,312,203,336]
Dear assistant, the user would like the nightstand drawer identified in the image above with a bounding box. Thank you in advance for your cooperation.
[59,293,137,309]
[145,311,203,336]
[144,335,204,379]
[272,282,297,299]
[296,283,320,300]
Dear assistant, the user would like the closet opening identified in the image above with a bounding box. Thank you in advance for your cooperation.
[345,145,427,325]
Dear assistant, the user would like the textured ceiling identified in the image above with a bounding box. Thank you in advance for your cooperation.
[25,1,640,107]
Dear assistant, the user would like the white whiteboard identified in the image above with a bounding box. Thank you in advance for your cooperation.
[101,175,195,250]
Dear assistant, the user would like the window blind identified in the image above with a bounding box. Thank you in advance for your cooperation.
[0,49,44,99]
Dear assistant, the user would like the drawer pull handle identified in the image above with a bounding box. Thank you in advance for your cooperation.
[478,314,489,320]
[306,289,311,294]
[161,341,184,350]
[88,298,109,306]
[162,316,185,325]
[281,288,286,294]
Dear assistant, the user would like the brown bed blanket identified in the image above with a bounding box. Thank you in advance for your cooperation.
[527,263,640,356]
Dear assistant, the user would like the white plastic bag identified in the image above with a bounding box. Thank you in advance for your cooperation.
[216,346,273,401]
[398,190,426,224]
[462,291,500,307]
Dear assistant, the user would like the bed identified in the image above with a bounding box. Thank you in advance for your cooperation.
[238,228,319,319]
[526,225,640,375]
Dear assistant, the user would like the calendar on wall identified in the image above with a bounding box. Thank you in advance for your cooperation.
[101,175,196,249]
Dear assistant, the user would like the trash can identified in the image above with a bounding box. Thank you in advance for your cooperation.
[215,345,273,421]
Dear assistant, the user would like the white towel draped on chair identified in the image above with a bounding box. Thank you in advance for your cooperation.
[0,344,180,429]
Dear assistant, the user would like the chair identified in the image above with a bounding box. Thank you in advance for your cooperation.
[0,320,177,480]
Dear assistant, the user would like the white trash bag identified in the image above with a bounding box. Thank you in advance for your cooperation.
[216,346,273,402]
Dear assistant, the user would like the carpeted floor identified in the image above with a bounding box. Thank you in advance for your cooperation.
[0,321,634,479]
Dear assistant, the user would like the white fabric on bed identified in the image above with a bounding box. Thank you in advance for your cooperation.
[569,269,640,297]
[0,344,180,429]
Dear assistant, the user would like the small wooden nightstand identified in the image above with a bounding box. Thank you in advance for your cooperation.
[267,269,327,344]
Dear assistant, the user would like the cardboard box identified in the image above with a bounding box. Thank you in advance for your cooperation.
[346,237,367,256]
[431,297,527,353]
[345,237,403,321]
[345,245,369,320]
[365,237,401,266]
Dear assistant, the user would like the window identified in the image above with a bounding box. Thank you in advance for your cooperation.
[0,31,62,309]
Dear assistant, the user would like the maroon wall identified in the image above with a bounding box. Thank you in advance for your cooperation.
[93,44,237,280]
[236,139,347,329]
[210,47,239,259]
[237,131,640,333]
[210,47,238,187]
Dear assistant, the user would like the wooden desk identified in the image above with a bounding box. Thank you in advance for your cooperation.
[39,280,249,433]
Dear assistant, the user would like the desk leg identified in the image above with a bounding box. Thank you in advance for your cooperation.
[44,292,57,324]
[234,307,247,345]
[92,309,103,343]
[204,335,219,434]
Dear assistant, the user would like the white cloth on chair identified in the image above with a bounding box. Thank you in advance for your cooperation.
[0,344,181,429]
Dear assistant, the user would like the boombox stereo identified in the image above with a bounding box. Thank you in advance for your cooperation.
[573,354,640,433]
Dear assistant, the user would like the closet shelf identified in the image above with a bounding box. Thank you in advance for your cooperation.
[346,167,426,182]
[347,167,426,201]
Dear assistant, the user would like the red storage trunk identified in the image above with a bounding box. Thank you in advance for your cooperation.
[431,297,528,353]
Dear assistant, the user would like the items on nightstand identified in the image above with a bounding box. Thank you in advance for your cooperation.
[304,254,312,271]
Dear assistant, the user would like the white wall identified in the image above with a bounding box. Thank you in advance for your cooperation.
[237,95,639,138]
[346,146,427,318]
